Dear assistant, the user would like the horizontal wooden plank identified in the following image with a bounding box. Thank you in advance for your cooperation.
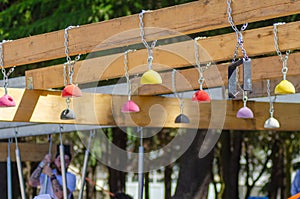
[26,21,300,90]
[137,51,300,96]
[248,75,300,98]
[0,143,55,162]
[26,50,300,98]
[4,0,300,67]
[0,88,299,131]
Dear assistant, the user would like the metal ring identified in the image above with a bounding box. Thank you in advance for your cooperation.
[282,66,288,74]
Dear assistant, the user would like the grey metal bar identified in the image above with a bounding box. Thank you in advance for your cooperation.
[59,130,68,199]
[243,58,252,91]
[15,137,27,199]
[7,139,12,199]
[78,130,94,199]
[228,59,243,98]
[0,124,105,139]
[138,127,144,199]
[42,135,52,194]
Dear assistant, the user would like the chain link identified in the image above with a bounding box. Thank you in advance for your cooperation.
[267,79,274,117]
[172,69,184,114]
[273,22,286,61]
[227,0,250,99]
[139,10,157,70]
[66,97,71,109]
[69,62,74,84]
[194,37,211,90]
[64,26,77,62]
[64,26,81,85]
[273,23,290,80]
[63,64,67,86]
[234,65,244,97]
[266,79,277,117]
[227,0,249,60]
[124,49,135,100]
[0,40,15,94]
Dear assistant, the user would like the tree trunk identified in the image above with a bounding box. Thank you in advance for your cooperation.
[221,130,243,199]
[172,129,214,199]
[268,136,285,199]
[108,128,127,196]
[0,162,21,199]
[86,165,97,199]
[145,172,150,199]
[164,165,172,199]
[286,138,293,198]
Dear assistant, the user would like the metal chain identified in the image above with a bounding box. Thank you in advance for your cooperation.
[68,62,74,85]
[232,43,239,63]
[63,64,67,86]
[172,69,179,98]
[124,49,135,100]
[227,0,249,60]
[194,37,211,90]
[64,26,81,85]
[63,61,77,85]
[66,97,70,109]
[234,66,244,97]
[139,10,157,70]
[172,69,184,114]
[64,26,77,62]
[266,79,277,117]
[273,22,290,80]
[227,0,239,39]
[0,40,15,94]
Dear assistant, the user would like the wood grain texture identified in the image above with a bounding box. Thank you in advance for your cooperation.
[0,143,55,161]
[0,88,299,131]
[137,51,300,95]
[25,21,300,90]
[3,0,300,67]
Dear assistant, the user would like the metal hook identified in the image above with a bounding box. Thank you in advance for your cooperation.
[14,127,19,147]
[242,91,248,107]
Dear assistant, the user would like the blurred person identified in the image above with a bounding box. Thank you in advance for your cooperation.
[29,145,76,199]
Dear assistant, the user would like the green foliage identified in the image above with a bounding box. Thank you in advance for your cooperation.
[0,0,196,79]
[0,0,196,40]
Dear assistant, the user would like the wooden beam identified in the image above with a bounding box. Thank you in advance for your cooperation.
[0,124,104,140]
[26,50,300,97]
[137,52,300,95]
[1,88,300,131]
[3,0,300,67]
[248,76,300,98]
[26,21,300,90]
[0,143,55,162]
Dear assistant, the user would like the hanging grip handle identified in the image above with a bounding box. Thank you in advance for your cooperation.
[228,58,252,98]
[228,59,243,98]
[243,58,252,91]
